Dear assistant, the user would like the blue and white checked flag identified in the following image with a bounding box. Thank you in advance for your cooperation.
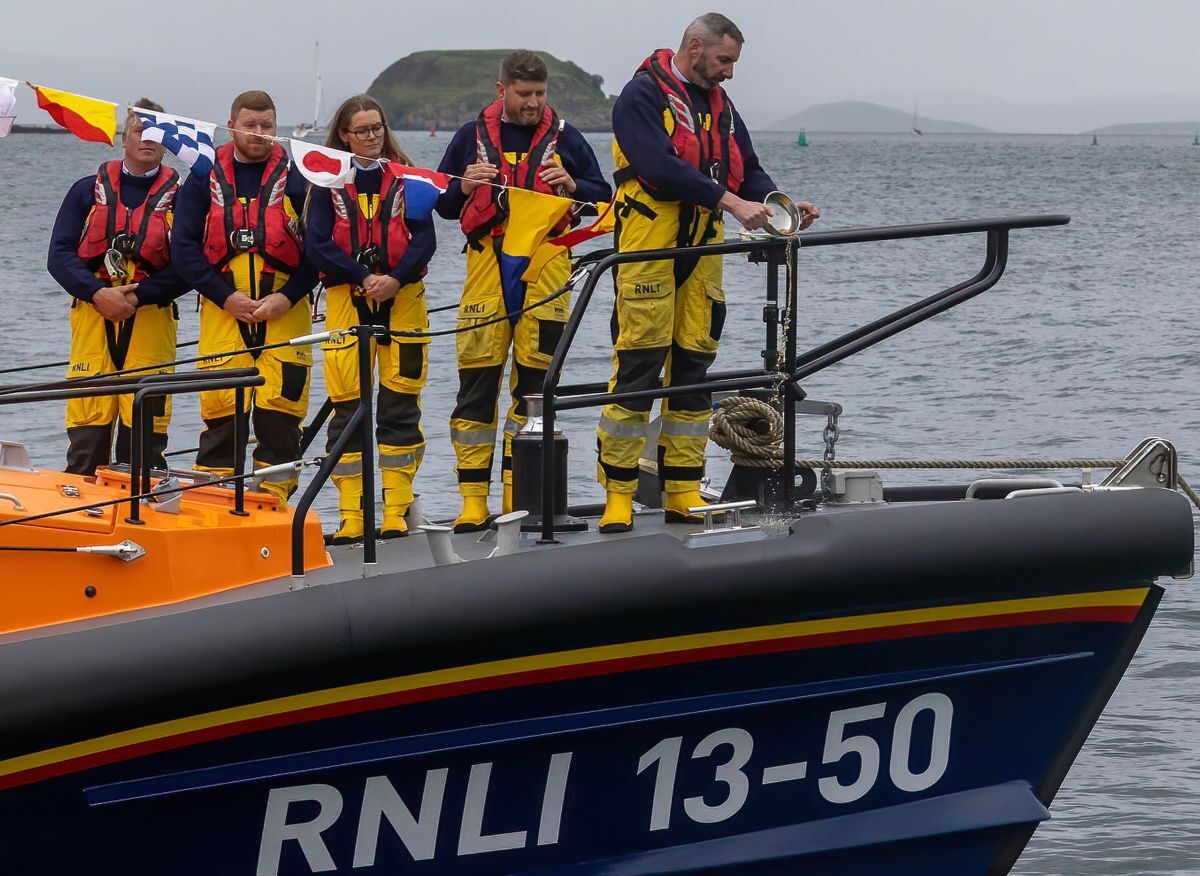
[136,111,216,175]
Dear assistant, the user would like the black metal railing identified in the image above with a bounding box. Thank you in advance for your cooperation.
[290,324,383,575]
[0,369,264,520]
[537,214,1070,543]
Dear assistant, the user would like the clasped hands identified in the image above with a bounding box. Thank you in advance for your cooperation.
[91,284,139,321]
[459,161,576,195]
[223,291,293,324]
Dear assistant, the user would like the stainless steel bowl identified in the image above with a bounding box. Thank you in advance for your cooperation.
[763,190,801,237]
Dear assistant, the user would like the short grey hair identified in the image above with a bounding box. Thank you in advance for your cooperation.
[682,12,745,48]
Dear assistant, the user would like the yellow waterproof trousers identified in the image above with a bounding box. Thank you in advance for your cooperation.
[322,282,429,511]
[597,183,726,495]
[194,259,312,500]
[450,240,571,497]
[65,298,177,475]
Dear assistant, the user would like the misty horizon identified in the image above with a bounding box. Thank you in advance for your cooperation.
[3,0,1199,135]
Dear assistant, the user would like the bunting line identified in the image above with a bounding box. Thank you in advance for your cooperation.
[0,76,608,214]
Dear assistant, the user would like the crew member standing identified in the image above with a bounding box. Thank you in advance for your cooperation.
[48,98,189,476]
[597,13,819,532]
[436,50,611,532]
[305,95,436,543]
[171,90,316,503]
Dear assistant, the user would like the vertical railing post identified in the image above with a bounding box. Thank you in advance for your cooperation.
[763,247,781,371]
[357,325,377,565]
[783,240,798,511]
[139,388,156,495]
[125,388,144,524]
[231,385,248,516]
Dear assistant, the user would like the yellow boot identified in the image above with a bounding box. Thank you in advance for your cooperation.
[664,490,713,525]
[599,491,633,534]
[381,467,413,539]
[332,470,365,545]
[454,494,493,534]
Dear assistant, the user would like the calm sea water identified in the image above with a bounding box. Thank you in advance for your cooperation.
[1,129,1198,873]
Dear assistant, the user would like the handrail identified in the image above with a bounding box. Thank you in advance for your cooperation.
[291,324,381,576]
[792,230,1008,380]
[538,214,1070,542]
[292,404,364,577]
[793,214,1068,247]
[126,375,265,523]
[0,368,261,406]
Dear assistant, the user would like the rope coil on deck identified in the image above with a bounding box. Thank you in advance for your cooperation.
[709,396,784,468]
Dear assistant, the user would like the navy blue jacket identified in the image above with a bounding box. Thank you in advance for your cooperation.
[171,158,316,307]
[435,116,611,220]
[304,165,436,288]
[612,73,776,210]
[47,166,190,307]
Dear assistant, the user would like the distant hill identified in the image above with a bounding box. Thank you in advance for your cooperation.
[768,101,989,133]
[368,50,615,132]
[1087,121,1200,136]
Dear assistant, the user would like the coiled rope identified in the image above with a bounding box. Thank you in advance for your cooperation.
[709,396,784,468]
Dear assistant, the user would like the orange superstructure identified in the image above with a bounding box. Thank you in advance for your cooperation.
[0,464,330,634]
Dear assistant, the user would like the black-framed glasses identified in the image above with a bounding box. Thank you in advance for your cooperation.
[346,123,386,140]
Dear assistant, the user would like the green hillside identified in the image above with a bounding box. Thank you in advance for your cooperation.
[369,50,616,132]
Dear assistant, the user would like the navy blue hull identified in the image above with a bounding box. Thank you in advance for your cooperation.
[0,588,1156,875]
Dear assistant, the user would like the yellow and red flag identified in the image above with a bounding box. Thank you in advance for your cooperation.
[498,187,574,319]
[520,199,617,284]
[31,84,116,145]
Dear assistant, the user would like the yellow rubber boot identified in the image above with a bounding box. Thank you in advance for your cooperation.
[381,467,413,539]
[454,494,492,534]
[599,491,634,534]
[332,473,365,545]
[664,490,713,525]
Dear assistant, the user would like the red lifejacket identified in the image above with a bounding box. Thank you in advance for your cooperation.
[459,99,568,245]
[630,48,744,194]
[202,142,302,273]
[329,163,412,273]
[76,161,179,280]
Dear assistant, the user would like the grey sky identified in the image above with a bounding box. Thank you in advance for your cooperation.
[4,0,1199,132]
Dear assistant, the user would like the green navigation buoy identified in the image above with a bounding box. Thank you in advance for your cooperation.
[1193,132,1199,146]
[796,129,808,147]
[1091,133,1099,146]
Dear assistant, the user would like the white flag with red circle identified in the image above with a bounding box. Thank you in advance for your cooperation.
[290,138,354,187]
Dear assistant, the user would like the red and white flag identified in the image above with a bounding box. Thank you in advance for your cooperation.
[290,138,354,188]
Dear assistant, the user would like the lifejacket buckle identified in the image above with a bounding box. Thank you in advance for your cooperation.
[707,162,722,183]
[103,248,129,282]
[355,244,382,273]
[110,231,136,256]
[229,228,255,253]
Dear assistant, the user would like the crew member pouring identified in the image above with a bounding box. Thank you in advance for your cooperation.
[597,13,818,532]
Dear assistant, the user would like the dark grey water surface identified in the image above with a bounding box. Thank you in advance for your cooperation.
[1,130,1198,872]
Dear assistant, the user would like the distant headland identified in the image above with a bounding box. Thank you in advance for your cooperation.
[767,101,989,134]
[368,50,616,133]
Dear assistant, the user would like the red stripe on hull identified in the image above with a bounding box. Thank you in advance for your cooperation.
[0,603,1138,791]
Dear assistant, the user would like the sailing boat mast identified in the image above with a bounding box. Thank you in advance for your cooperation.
[291,42,325,139]
[311,41,322,131]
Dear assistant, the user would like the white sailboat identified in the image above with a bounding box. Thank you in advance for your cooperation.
[911,103,923,136]
[291,42,325,140]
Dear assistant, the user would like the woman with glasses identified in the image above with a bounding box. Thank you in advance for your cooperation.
[304,95,436,543]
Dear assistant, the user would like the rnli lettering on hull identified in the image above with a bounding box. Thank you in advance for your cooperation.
[254,693,955,873]
[256,754,573,874]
